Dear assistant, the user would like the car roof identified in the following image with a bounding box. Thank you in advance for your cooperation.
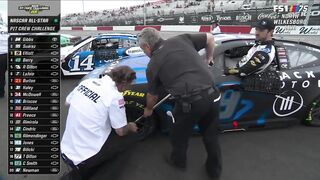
[214,33,256,43]
[95,33,137,39]
[214,33,320,49]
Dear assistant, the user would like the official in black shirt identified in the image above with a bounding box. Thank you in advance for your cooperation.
[138,28,222,179]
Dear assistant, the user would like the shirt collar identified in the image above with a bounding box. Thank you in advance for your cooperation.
[151,38,164,56]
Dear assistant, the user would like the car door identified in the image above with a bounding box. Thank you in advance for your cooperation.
[212,40,279,130]
[272,41,320,120]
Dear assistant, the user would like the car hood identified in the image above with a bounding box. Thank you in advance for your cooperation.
[82,55,150,82]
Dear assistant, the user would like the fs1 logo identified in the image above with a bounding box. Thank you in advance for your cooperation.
[273,4,308,13]
[274,4,320,16]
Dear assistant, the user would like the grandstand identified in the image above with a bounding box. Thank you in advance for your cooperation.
[61,0,313,26]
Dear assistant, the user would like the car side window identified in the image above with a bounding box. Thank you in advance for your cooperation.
[286,45,320,69]
[74,42,91,54]
[122,39,138,48]
[224,46,252,68]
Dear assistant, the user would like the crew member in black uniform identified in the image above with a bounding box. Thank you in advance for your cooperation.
[138,28,222,179]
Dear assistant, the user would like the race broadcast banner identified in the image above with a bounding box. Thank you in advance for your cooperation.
[274,25,320,35]
[63,4,320,27]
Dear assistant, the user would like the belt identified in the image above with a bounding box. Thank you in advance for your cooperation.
[61,153,79,170]
[175,87,215,103]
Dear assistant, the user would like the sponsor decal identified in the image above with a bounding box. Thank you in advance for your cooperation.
[273,90,304,117]
[274,26,320,35]
[281,12,301,19]
[190,16,198,23]
[125,47,144,57]
[125,20,132,25]
[157,17,175,22]
[280,71,319,89]
[146,18,154,23]
[125,100,145,109]
[135,20,143,25]
[274,26,295,34]
[298,26,320,35]
[280,63,288,69]
[216,15,232,21]
[258,12,280,20]
[273,19,307,25]
[179,16,184,24]
[236,12,252,22]
[157,18,164,22]
[201,15,214,22]
[123,90,145,98]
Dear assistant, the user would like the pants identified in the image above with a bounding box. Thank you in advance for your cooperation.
[0,53,7,96]
[170,90,222,178]
[64,131,138,180]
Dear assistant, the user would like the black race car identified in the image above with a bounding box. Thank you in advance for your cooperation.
[83,34,320,139]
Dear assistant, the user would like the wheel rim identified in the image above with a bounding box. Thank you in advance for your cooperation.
[126,107,154,139]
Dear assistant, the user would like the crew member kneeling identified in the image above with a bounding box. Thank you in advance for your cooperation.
[61,66,138,180]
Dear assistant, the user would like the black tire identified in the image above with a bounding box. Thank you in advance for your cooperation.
[126,103,157,140]
[305,98,320,127]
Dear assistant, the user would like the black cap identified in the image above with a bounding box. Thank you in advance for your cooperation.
[255,18,275,30]
[211,20,219,24]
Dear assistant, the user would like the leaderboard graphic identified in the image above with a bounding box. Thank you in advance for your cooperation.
[8,36,60,174]
[7,0,61,175]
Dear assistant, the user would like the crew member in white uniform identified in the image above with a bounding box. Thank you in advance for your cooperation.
[0,24,8,98]
[61,66,138,180]
[226,18,276,76]
[211,20,221,34]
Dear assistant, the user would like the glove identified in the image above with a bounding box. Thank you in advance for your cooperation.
[224,67,239,75]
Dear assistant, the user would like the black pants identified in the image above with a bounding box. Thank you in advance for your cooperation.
[64,131,138,180]
[0,53,7,96]
[170,90,222,178]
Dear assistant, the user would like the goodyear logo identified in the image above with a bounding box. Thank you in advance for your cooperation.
[18,4,50,14]
[122,90,145,98]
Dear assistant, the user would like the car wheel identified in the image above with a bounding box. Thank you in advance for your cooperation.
[126,103,157,140]
[305,98,320,127]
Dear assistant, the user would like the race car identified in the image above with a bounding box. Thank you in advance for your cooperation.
[60,33,144,76]
[83,34,320,139]
[60,34,82,47]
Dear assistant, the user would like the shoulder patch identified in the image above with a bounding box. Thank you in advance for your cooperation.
[262,48,271,53]
[118,99,125,108]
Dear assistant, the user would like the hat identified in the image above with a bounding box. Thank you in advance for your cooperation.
[211,20,219,24]
[255,18,275,30]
